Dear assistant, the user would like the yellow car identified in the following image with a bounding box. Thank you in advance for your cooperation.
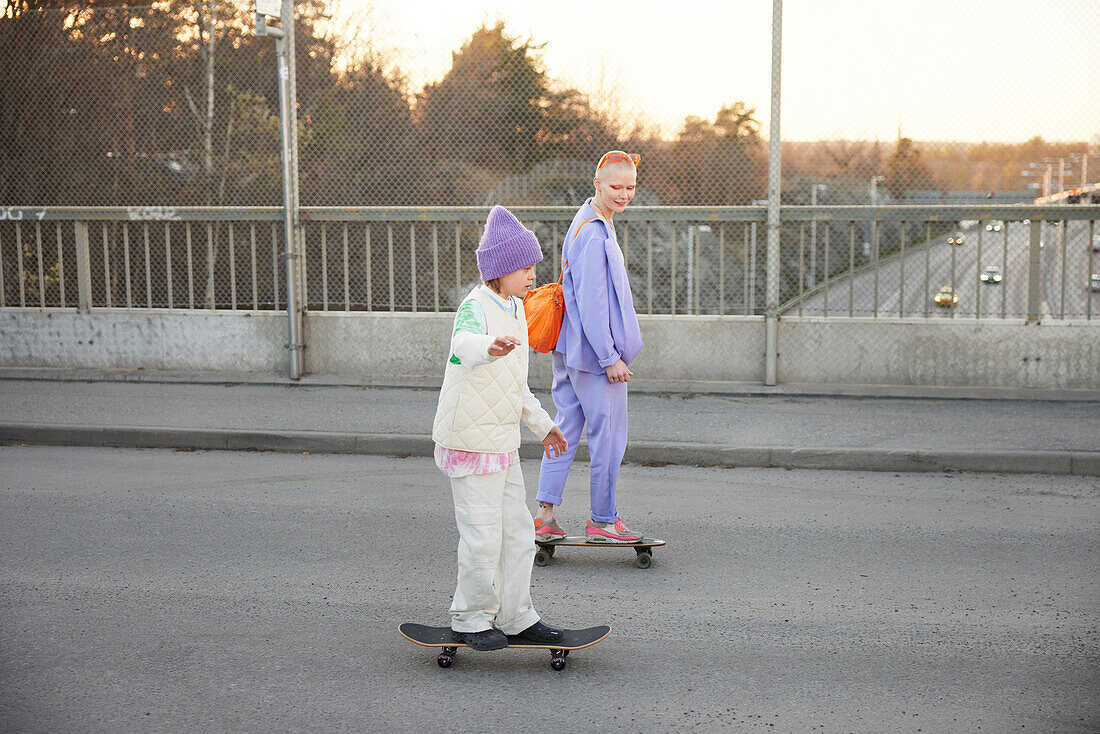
[934,285,959,307]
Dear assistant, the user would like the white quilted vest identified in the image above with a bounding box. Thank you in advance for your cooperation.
[432,287,530,453]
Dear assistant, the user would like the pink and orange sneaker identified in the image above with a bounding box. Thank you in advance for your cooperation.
[534,516,566,541]
[584,518,641,544]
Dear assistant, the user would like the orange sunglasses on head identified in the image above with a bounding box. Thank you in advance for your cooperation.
[596,152,640,170]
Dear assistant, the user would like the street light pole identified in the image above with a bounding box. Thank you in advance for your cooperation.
[870,175,885,205]
[868,176,884,260]
[810,184,826,287]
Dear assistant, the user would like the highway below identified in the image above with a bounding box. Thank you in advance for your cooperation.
[786,218,1099,320]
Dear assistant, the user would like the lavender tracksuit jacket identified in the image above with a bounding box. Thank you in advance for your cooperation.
[555,199,643,373]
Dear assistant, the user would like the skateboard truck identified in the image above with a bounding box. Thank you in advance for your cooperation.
[436,646,569,670]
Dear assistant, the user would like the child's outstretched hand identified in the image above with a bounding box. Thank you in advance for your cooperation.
[542,426,567,459]
[488,336,521,357]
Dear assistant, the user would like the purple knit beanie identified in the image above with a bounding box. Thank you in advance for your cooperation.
[476,205,543,281]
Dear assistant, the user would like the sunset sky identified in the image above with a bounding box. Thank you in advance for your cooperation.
[333,0,1099,143]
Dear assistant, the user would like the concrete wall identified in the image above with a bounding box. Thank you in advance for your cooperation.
[779,317,1099,389]
[1,309,1097,390]
[303,312,767,386]
[0,309,288,373]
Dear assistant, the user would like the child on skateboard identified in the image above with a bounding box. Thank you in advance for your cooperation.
[534,151,644,544]
[432,205,569,651]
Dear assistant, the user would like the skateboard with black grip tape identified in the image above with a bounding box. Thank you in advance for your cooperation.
[399,623,610,670]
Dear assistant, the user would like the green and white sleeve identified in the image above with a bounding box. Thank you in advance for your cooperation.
[449,299,495,367]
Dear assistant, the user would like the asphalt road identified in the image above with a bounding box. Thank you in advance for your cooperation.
[788,219,1099,320]
[2,446,1097,733]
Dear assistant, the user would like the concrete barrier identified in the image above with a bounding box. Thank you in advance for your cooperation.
[0,308,287,373]
[779,317,1099,389]
[1,308,1097,390]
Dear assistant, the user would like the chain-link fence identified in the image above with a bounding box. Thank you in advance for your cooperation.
[5,2,1096,208]
[1,2,769,208]
[2,2,1098,322]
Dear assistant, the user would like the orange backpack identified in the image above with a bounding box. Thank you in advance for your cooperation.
[523,217,598,353]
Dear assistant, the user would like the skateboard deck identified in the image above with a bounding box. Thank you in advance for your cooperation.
[400,623,609,670]
[534,536,666,568]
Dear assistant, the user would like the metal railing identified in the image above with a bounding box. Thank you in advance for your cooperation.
[2,205,1098,321]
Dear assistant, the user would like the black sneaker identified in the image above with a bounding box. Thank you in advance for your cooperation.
[512,620,564,644]
[455,628,508,651]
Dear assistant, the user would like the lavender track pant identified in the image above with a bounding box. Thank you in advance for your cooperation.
[536,351,628,523]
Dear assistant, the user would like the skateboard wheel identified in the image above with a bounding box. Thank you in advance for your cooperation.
[550,656,566,671]
[534,550,551,567]
[545,545,555,557]
[635,552,652,569]
[437,653,453,668]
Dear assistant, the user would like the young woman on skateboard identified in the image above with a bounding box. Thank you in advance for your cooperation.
[534,151,644,544]
[431,205,569,651]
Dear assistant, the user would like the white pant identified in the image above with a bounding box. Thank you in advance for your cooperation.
[449,462,541,634]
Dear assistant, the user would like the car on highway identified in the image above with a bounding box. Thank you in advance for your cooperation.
[934,285,959,307]
[984,220,1003,232]
[1091,273,1100,292]
[948,232,965,245]
[980,266,1003,284]
[1092,236,1100,252]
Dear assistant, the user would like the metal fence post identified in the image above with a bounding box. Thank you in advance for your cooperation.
[73,221,92,312]
[258,0,304,379]
[1027,220,1042,322]
[764,0,783,385]
[283,0,305,378]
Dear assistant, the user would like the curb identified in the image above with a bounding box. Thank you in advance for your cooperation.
[3,368,1099,402]
[2,423,1097,476]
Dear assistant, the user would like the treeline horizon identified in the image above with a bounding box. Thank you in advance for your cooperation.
[1,1,1091,208]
